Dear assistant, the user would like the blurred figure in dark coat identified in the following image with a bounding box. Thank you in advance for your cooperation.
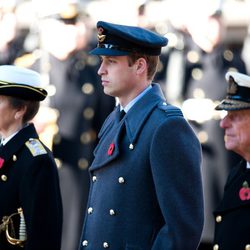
[164,2,247,248]
[0,1,28,65]
[24,4,115,250]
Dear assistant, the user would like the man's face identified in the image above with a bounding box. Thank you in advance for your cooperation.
[97,55,138,106]
[220,109,250,157]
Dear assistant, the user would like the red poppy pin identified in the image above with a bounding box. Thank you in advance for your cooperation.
[108,143,115,156]
[239,181,250,201]
[0,157,5,169]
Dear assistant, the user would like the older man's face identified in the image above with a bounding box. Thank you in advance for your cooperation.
[220,109,250,158]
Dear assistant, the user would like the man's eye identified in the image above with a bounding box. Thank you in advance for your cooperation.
[108,59,116,63]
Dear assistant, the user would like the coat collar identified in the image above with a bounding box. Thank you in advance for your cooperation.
[124,84,166,144]
[99,83,166,143]
[214,160,250,213]
[90,84,166,171]
[0,123,38,165]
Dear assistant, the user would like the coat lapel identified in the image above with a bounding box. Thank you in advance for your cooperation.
[215,160,250,212]
[89,84,166,171]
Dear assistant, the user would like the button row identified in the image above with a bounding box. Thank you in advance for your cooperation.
[213,244,250,250]
[87,207,116,216]
[92,176,125,184]
[82,240,109,248]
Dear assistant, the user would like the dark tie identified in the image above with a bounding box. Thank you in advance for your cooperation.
[119,110,126,121]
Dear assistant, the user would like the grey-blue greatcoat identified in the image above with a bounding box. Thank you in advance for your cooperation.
[79,84,204,250]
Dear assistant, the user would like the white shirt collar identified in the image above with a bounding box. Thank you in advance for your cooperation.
[247,162,250,169]
[1,131,19,146]
[121,85,152,113]
[1,124,28,146]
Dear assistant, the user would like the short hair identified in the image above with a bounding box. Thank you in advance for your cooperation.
[127,53,159,81]
[8,97,40,124]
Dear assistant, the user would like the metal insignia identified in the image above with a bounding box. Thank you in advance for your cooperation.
[227,76,238,95]
[25,139,47,156]
[97,27,106,43]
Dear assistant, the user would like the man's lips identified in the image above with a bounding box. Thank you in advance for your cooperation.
[101,79,109,85]
[224,133,234,142]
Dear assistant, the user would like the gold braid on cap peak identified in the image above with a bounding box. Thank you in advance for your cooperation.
[0,80,47,97]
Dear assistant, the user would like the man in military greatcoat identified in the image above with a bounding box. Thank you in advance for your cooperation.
[78,21,204,250]
[213,71,250,250]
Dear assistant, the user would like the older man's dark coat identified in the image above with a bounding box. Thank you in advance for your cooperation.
[213,160,250,250]
[0,124,62,250]
[79,84,204,250]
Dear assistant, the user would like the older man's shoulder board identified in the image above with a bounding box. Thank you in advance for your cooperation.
[25,139,47,156]
[157,102,183,117]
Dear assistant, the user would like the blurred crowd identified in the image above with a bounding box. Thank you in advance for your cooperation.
[1,0,250,249]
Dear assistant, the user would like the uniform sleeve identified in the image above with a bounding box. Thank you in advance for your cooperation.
[150,116,204,249]
[19,154,62,250]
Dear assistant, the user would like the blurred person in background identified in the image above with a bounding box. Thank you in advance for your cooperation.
[17,3,116,250]
[0,0,28,65]
[213,71,250,250]
[0,65,62,250]
[136,2,170,91]
[164,1,247,249]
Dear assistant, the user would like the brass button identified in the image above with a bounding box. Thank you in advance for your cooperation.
[82,83,94,95]
[82,240,88,247]
[12,155,17,161]
[55,158,62,169]
[118,177,125,184]
[216,215,222,223]
[1,175,7,181]
[213,244,219,250]
[53,133,61,144]
[109,209,115,216]
[245,245,250,250]
[80,130,96,144]
[198,131,208,144]
[92,176,97,182]
[187,50,200,63]
[83,108,95,120]
[103,242,109,248]
[78,158,89,170]
[88,207,93,214]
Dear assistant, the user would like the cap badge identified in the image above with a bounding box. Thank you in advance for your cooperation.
[227,76,238,95]
[97,27,106,43]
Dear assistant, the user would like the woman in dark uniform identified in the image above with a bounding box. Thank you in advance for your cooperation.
[0,65,62,250]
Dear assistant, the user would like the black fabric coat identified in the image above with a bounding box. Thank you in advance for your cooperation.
[0,124,62,250]
[213,160,250,250]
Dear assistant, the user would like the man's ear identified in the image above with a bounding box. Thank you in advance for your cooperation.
[135,57,147,75]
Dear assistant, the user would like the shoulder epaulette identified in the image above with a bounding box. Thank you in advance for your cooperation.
[25,139,47,156]
[158,102,183,117]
